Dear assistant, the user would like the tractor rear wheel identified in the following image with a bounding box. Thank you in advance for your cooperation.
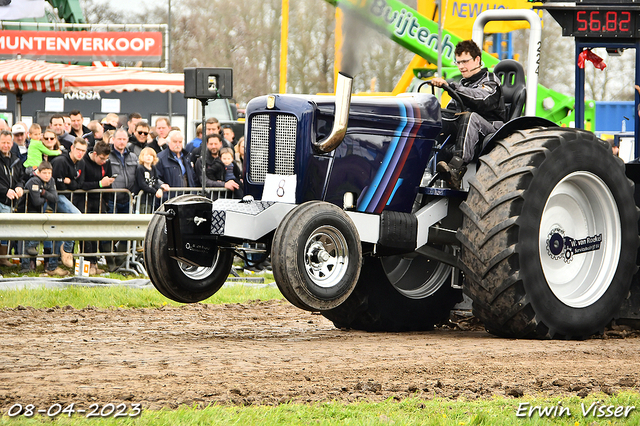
[322,250,462,331]
[458,127,638,339]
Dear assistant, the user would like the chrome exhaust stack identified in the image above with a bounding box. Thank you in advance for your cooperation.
[313,72,353,153]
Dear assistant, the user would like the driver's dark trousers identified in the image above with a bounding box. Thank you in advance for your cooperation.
[442,111,503,163]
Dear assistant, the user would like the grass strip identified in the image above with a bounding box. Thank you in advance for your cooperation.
[1,394,639,425]
[0,282,283,309]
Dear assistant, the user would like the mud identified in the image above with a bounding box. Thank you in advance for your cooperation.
[1,300,639,412]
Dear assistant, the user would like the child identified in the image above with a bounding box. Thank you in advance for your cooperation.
[135,147,169,213]
[27,123,41,145]
[23,127,62,175]
[19,161,67,276]
[219,147,243,199]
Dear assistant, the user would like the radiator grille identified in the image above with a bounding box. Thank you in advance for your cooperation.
[249,114,269,183]
[248,113,297,183]
[275,115,297,175]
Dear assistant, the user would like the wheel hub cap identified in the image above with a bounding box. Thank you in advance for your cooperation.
[304,226,349,288]
[539,171,621,308]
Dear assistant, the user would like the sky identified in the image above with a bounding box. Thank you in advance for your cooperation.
[92,0,159,13]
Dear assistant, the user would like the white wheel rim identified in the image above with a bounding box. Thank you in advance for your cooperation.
[539,171,621,308]
[178,249,220,280]
[303,225,349,288]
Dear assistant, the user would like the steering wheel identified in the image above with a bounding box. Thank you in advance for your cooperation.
[424,81,466,114]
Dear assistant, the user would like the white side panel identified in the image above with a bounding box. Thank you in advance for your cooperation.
[415,198,449,247]
[346,211,380,243]
[222,203,296,240]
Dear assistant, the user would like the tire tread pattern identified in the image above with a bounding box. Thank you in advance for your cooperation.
[459,127,639,339]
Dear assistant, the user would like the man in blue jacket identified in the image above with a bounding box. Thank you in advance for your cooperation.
[109,128,139,214]
[156,130,196,198]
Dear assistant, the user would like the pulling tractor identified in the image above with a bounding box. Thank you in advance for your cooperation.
[144,4,640,339]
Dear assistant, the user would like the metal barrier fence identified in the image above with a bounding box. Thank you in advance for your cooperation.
[0,187,233,276]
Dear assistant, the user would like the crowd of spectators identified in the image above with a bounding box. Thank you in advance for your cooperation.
[0,111,246,278]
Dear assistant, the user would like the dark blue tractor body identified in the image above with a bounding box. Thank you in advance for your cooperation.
[243,93,442,214]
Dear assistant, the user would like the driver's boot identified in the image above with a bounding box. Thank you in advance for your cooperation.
[436,156,467,190]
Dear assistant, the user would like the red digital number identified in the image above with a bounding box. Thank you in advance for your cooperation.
[577,10,587,31]
[589,11,601,31]
[619,11,631,31]
[605,11,617,31]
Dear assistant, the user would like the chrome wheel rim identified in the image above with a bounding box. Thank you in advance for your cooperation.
[303,225,349,288]
[178,249,221,280]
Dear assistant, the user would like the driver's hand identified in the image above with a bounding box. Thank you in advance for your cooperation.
[430,77,448,88]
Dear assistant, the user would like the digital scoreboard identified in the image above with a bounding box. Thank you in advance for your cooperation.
[538,0,640,38]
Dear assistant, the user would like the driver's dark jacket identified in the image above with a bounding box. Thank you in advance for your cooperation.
[447,68,506,123]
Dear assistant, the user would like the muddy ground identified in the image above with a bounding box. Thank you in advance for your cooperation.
[1,299,639,413]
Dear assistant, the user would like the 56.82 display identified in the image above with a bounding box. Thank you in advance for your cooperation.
[574,10,635,37]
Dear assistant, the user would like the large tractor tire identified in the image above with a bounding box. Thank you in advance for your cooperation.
[144,195,234,303]
[322,251,462,331]
[272,201,362,311]
[458,127,639,339]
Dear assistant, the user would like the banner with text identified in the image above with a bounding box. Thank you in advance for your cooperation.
[0,31,163,62]
[418,0,542,39]
[442,0,543,39]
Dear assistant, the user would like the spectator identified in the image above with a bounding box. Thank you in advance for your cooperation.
[102,113,120,132]
[205,117,221,138]
[10,123,28,166]
[148,129,158,145]
[219,147,243,198]
[107,129,138,271]
[103,129,115,146]
[157,130,196,192]
[20,161,67,275]
[127,122,151,157]
[194,133,239,193]
[136,147,169,213]
[24,127,62,175]
[63,115,72,135]
[0,118,8,131]
[222,125,236,148]
[69,110,90,138]
[81,141,115,275]
[50,114,75,150]
[0,129,24,268]
[51,137,87,268]
[191,118,225,165]
[234,136,245,173]
[127,112,143,143]
[148,117,171,153]
[206,117,231,149]
[185,123,203,154]
[108,128,138,213]
[27,123,42,146]
[83,121,102,152]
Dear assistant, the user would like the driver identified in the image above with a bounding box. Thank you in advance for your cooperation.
[430,40,506,189]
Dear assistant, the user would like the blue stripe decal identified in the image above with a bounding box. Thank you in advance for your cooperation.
[386,178,404,206]
[357,100,408,212]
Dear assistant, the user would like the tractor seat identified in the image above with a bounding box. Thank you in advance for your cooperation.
[494,59,526,120]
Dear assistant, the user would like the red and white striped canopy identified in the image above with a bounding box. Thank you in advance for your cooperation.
[0,59,184,94]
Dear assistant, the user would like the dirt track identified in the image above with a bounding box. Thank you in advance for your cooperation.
[1,300,639,413]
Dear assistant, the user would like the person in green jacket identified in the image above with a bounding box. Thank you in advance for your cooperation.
[23,125,62,173]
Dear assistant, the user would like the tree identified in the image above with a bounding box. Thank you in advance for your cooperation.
[81,0,126,25]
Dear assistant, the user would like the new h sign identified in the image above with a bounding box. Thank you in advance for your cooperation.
[0,31,163,62]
